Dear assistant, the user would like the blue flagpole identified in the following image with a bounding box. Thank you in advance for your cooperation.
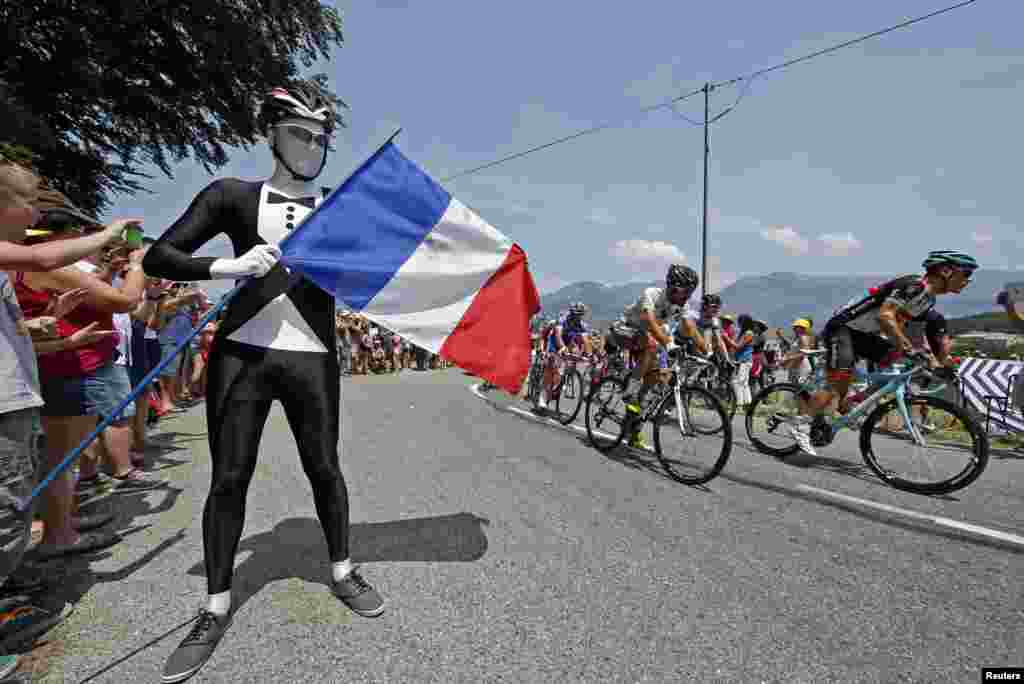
[14,282,243,512]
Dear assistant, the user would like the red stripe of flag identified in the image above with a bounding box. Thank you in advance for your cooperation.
[440,245,541,394]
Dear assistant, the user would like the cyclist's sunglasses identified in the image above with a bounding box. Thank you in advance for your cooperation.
[279,124,330,148]
[667,285,693,297]
[954,267,975,283]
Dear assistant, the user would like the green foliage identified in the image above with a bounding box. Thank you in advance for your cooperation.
[0,1,346,214]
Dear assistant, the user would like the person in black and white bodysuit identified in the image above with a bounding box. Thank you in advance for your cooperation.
[143,84,385,684]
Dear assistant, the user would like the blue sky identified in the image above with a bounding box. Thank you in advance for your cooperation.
[103,0,1022,299]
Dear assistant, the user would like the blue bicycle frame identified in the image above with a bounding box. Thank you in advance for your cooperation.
[802,362,948,445]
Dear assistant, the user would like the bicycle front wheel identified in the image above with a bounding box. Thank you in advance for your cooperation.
[655,385,732,484]
[744,383,803,458]
[860,395,989,495]
[585,376,629,452]
[553,368,585,425]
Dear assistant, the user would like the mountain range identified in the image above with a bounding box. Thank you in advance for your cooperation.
[540,270,1024,332]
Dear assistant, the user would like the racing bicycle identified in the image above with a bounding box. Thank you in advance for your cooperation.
[586,349,733,484]
[745,350,989,495]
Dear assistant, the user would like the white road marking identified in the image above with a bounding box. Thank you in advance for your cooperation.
[472,383,1024,550]
[796,484,1024,548]
[470,383,617,441]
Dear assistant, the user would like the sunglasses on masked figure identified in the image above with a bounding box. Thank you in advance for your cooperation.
[278,124,330,149]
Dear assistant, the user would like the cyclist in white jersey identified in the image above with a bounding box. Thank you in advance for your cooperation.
[611,264,709,447]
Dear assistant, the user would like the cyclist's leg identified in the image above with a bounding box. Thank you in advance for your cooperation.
[802,326,852,416]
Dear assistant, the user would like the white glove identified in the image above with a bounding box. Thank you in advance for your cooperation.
[209,244,282,280]
[665,341,680,354]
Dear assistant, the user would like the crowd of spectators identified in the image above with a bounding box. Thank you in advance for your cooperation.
[335,312,451,374]
[0,158,228,677]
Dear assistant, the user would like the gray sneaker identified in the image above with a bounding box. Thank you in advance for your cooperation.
[331,568,385,618]
[162,610,232,684]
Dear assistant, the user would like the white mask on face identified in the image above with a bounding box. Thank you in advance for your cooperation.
[271,118,329,180]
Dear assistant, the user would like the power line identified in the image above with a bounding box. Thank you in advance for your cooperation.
[440,0,982,184]
[714,0,980,90]
[440,86,704,183]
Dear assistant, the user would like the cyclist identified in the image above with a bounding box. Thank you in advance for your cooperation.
[537,303,592,410]
[610,264,710,448]
[536,318,560,409]
[555,302,593,356]
[789,250,975,455]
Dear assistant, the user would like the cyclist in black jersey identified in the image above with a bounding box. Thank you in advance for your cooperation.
[787,251,977,455]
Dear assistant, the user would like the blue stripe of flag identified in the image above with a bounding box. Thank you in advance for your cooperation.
[281,142,452,311]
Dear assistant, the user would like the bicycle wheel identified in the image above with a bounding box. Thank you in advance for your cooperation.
[524,363,541,406]
[697,366,737,421]
[744,383,803,458]
[860,395,989,495]
[553,368,585,425]
[585,376,629,452]
[655,385,732,484]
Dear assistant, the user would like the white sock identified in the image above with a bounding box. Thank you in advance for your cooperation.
[332,558,354,582]
[206,590,231,616]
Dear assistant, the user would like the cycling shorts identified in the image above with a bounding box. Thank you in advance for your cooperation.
[609,323,657,353]
[824,325,895,373]
[563,331,586,347]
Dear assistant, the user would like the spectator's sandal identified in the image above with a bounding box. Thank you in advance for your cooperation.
[110,469,166,494]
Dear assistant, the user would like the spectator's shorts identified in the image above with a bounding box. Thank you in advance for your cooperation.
[0,408,39,586]
[158,337,184,378]
[40,361,136,420]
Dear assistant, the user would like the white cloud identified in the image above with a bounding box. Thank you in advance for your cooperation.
[610,239,687,275]
[760,226,810,255]
[818,232,863,257]
[532,272,572,295]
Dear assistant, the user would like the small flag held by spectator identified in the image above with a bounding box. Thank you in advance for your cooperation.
[280,135,541,393]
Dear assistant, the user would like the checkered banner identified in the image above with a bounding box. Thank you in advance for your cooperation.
[958,357,1024,433]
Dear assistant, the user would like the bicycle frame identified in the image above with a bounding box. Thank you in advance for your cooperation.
[807,363,949,446]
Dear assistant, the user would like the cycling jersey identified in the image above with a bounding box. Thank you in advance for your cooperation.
[826,275,935,336]
[621,287,698,330]
[545,313,588,352]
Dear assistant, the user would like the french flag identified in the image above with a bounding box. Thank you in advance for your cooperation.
[280,135,541,394]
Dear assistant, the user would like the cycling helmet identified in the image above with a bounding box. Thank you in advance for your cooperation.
[720,313,735,322]
[569,302,586,316]
[259,84,337,133]
[701,293,722,308]
[792,318,811,330]
[922,251,978,272]
[666,264,699,290]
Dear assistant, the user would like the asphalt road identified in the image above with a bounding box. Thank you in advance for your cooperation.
[41,368,1023,684]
